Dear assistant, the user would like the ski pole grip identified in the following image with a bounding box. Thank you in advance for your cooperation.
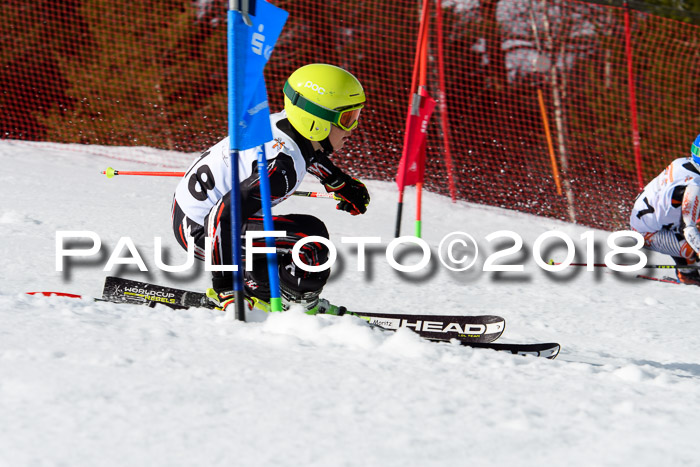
[103,167,117,179]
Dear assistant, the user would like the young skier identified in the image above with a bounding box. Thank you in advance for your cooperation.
[171,63,370,312]
[630,134,700,285]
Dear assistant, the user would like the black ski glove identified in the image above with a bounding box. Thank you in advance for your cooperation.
[324,174,370,215]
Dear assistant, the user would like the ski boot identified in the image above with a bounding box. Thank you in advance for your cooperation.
[677,268,700,286]
[207,285,346,315]
[315,298,347,316]
[206,288,255,312]
[207,288,294,314]
[279,283,346,315]
[673,255,700,286]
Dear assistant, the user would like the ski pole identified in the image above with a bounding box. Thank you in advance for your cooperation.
[291,191,338,199]
[547,260,700,270]
[102,167,183,177]
[102,167,339,200]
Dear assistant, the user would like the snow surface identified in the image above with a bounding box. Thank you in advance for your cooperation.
[2,140,700,466]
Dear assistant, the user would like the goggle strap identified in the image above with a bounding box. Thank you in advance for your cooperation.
[283,82,338,124]
[692,142,700,157]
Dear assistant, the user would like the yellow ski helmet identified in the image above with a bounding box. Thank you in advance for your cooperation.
[283,64,365,141]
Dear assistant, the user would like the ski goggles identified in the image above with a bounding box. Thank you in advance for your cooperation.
[284,81,364,131]
[692,135,700,162]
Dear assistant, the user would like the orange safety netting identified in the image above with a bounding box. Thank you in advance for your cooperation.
[2,0,700,230]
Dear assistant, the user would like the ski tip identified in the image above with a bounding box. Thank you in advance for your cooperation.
[516,343,561,359]
[636,274,680,284]
[463,341,561,359]
[543,344,561,359]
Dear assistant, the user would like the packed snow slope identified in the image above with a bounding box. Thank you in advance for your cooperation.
[2,140,700,467]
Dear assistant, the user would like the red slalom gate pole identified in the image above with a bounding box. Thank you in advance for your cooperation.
[395,0,431,238]
[623,1,645,190]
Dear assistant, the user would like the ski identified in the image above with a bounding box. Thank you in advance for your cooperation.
[462,342,560,359]
[352,311,505,343]
[27,276,561,359]
[636,274,680,284]
[102,275,216,310]
[100,276,505,344]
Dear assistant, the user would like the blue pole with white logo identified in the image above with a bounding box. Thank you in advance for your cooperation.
[228,0,288,319]
[227,0,245,321]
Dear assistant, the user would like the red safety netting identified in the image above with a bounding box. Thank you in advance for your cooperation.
[2,0,700,230]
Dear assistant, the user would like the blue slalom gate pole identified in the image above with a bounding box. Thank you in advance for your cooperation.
[256,147,283,312]
[227,1,247,321]
[227,0,288,319]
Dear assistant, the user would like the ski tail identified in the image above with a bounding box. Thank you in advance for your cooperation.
[102,276,217,310]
